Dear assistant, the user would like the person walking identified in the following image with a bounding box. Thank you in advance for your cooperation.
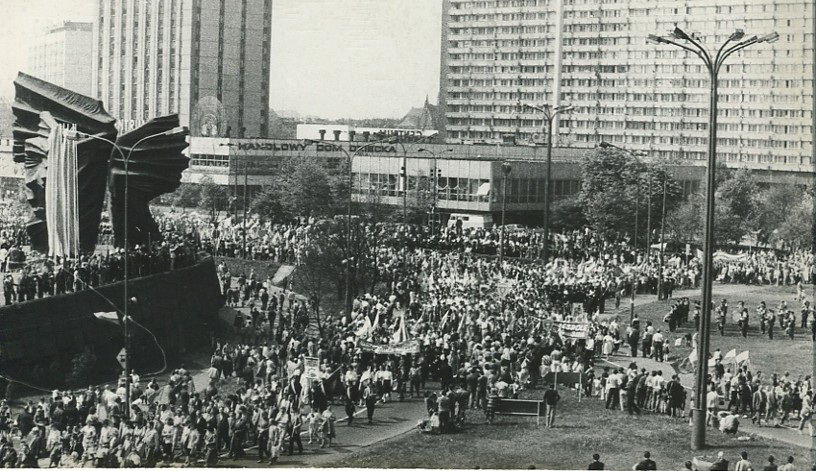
[363,382,378,425]
[255,411,270,464]
[266,420,283,465]
[286,405,303,456]
[543,383,560,428]
[797,394,812,435]
[740,309,749,338]
[318,406,336,448]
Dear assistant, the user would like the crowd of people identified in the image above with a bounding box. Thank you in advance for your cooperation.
[0,203,814,468]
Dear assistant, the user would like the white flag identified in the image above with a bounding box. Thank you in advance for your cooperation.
[735,350,750,364]
[723,349,737,361]
[93,311,121,325]
[439,312,449,331]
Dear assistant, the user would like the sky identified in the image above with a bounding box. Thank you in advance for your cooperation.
[0,0,442,119]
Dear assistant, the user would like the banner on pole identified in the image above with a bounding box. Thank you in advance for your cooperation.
[553,320,590,340]
[358,339,420,355]
[304,356,320,380]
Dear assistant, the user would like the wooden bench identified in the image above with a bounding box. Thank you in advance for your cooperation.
[493,399,546,425]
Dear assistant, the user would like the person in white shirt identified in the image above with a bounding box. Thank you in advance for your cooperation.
[605,371,621,410]
[706,384,721,426]
[651,330,665,362]
[651,372,666,412]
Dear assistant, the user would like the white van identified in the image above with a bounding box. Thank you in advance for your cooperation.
[447,213,494,230]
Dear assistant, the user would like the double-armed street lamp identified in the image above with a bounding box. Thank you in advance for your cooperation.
[303,137,399,322]
[649,25,778,451]
[523,104,573,264]
[67,125,188,418]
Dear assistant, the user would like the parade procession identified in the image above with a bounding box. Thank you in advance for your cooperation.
[0,0,815,469]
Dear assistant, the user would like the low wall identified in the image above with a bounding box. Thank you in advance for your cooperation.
[0,257,223,388]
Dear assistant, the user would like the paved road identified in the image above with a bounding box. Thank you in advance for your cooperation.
[203,397,427,468]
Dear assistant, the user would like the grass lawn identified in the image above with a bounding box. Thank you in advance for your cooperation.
[335,284,814,469]
[626,284,814,380]
[336,389,811,469]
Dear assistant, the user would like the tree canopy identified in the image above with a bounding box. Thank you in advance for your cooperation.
[579,147,682,243]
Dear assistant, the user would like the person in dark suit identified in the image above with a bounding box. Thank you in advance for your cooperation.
[711,451,730,471]
[588,453,605,470]
[633,451,657,470]
[762,455,778,471]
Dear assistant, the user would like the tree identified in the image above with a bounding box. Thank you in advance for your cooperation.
[251,186,284,222]
[754,184,806,245]
[65,346,98,389]
[666,193,703,246]
[252,156,334,221]
[579,148,681,241]
[772,191,813,250]
[292,232,343,337]
[198,176,231,223]
[549,196,587,232]
[167,183,201,208]
[713,168,761,246]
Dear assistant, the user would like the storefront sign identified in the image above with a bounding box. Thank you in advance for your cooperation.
[235,141,397,154]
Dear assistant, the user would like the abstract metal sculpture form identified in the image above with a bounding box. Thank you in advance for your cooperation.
[11,72,189,254]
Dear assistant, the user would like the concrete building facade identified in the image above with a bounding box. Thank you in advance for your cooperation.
[439,0,814,169]
[92,0,272,136]
[27,21,94,96]
[182,137,812,223]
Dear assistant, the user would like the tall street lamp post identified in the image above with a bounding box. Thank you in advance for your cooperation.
[649,26,778,451]
[657,172,669,301]
[304,137,399,323]
[67,125,188,418]
[417,148,453,233]
[392,141,407,225]
[499,161,512,265]
[523,103,573,264]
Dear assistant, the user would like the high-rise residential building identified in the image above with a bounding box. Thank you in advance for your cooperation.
[92,0,272,137]
[439,0,814,167]
[27,21,94,96]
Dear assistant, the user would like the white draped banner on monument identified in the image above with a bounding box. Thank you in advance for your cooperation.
[42,112,80,258]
